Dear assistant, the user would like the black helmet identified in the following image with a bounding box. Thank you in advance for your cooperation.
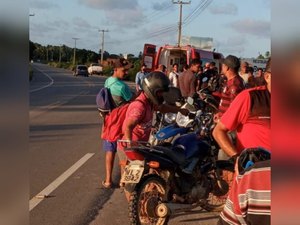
[238,147,271,174]
[142,71,170,105]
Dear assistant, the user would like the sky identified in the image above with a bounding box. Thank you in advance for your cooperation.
[29,0,271,58]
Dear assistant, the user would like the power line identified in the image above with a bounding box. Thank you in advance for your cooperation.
[105,24,178,45]
[183,0,213,27]
[143,2,174,21]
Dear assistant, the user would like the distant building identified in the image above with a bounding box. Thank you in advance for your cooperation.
[241,58,269,72]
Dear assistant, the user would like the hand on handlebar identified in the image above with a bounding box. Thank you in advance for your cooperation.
[179,108,190,116]
[213,113,221,123]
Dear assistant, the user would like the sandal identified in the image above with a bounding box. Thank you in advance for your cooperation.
[119,182,125,188]
[101,181,112,189]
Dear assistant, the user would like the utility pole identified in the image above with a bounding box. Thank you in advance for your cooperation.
[172,0,191,47]
[59,45,62,63]
[72,37,79,66]
[98,29,109,65]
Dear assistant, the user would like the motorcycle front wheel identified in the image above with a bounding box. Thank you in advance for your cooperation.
[203,168,234,212]
[128,175,169,225]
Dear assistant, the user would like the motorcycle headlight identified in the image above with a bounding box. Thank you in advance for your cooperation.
[164,113,177,124]
[176,112,192,127]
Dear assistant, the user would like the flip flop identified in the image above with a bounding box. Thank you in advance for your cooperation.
[101,181,112,189]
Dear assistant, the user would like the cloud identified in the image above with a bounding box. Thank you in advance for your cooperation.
[230,19,270,38]
[104,8,145,28]
[152,2,173,11]
[79,0,145,28]
[30,0,59,9]
[209,3,238,15]
[79,0,138,10]
[72,17,92,30]
[216,36,248,56]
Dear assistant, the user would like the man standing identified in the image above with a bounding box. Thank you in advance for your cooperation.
[254,67,266,86]
[214,55,245,119]
[168,63,179,87]
[178,59,202,98]
[101,58,133,189]
[135,63,147,93]
[213,58,271,225]
[212,58,271,157]
[239,61,249,85]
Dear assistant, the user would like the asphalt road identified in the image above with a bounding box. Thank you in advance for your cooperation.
[29,63,219,225]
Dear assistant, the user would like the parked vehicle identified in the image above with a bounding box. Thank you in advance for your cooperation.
[88,63,103,75]
[142,44,224,73]
[119,96,234,225]
[73,65,89,77]
[148,87,184,146]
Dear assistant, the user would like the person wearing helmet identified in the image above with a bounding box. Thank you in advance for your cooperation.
[121,71,188,142]
[218,148,271,225]
[117,71,189,191]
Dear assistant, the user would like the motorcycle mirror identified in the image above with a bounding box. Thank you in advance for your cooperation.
[187,97,194,105]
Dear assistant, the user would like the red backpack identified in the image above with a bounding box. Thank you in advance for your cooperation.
[101,100,145,142]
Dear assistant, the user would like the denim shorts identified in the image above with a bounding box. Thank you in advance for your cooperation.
[102,140,117,152]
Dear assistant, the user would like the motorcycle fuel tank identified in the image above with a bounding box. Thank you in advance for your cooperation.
[155,124,189,141]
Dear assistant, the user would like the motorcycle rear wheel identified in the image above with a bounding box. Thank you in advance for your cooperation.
[129,175,169,225]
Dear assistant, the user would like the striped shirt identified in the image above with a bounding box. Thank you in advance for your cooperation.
[217,75,245,117]
[218,160,271,225]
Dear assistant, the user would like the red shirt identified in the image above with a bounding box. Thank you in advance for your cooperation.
[215,75,245,117]
[221,86,271,153]
[121,92,153,142]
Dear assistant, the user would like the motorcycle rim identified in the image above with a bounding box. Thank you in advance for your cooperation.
[129,175,169,225]
[203,169,234,212]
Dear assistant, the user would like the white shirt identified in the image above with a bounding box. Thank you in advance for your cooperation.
[168,71,179,87]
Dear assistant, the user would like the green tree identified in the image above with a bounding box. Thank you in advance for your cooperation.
[257,53,265,59]
[265,51,270,58]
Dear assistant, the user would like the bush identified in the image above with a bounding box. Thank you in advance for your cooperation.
[102,65,113,77]
[126,60,141,82]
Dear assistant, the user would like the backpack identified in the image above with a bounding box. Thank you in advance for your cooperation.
[96,87,116,118]
[101,99,145,142]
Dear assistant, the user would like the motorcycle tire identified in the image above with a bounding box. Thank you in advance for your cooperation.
[128,175,169,225]
[202,168,234,212]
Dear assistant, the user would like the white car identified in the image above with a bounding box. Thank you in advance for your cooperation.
[88,63,103,75]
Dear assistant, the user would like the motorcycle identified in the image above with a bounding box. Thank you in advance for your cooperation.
[150,90,219,146]
[119,96,234,225]
[148,87,184,146]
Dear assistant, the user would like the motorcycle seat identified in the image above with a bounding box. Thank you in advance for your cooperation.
[153,145,186,165]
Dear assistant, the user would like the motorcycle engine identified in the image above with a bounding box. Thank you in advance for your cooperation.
[186,179,211,203]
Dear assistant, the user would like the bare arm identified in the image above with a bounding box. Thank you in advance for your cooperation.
[212,121,238,157]
[123,118,139,141]
[156,104,189,116]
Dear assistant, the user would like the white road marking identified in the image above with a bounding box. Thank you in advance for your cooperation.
[30,67,54,93]
[29,153,95,211]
